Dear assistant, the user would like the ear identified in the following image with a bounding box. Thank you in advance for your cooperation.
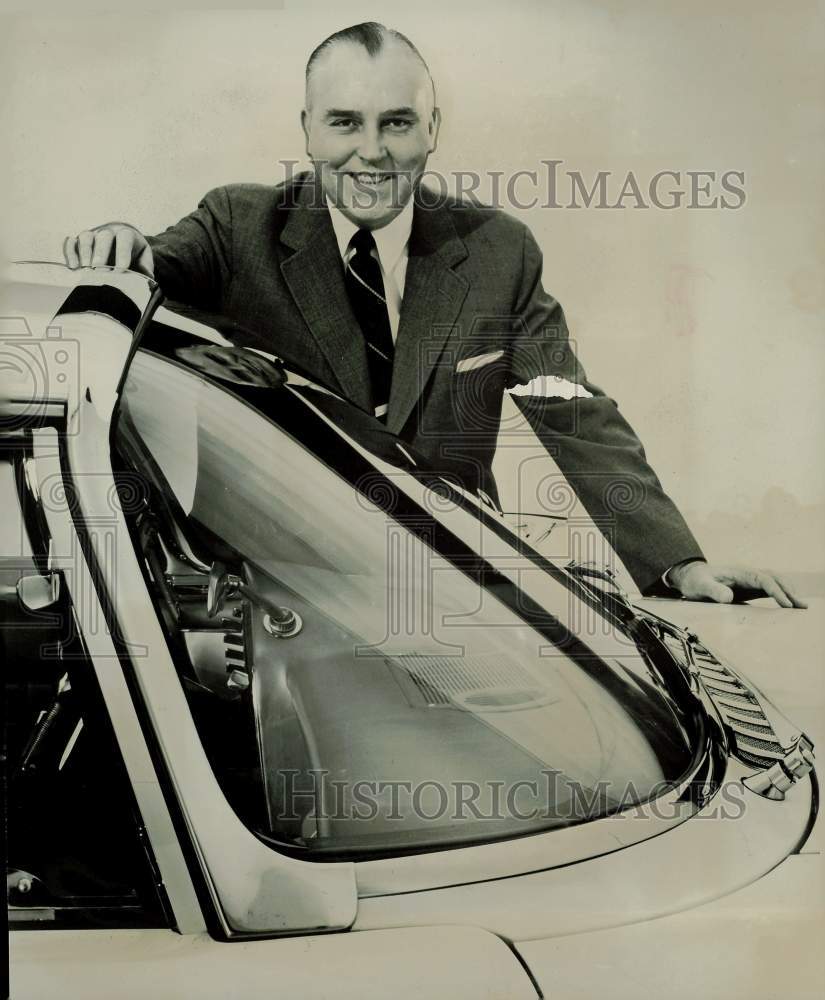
[428,107,442,154]
[301,109,311,157]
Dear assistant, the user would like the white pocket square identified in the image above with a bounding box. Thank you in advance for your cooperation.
[455,350,505,373]
[506,375,593,400]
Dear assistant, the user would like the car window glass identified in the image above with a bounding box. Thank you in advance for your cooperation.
[114,350,698,859]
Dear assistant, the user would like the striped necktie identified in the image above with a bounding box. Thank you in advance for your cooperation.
[344,228,394,421]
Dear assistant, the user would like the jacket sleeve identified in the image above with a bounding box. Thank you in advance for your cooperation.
[145,186,233,312]
[507,225,704,594]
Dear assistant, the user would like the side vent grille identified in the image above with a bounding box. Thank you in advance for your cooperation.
[691,651,786,769]
[659,622,813,799]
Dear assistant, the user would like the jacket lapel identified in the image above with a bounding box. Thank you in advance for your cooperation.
[386,196,469,434]
[279,176,372,410]
[279,176,469,427]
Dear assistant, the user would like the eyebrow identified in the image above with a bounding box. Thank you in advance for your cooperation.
[323,107,420,120]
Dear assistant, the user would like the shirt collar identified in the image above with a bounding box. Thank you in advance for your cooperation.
[325,195,414,274]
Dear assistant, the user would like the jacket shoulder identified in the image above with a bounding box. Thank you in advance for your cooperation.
[424,188,529,248]
[416,189,530,266]
[207,174,316,241]
[220,173,314,211]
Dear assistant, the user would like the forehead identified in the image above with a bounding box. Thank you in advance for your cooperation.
[307,41,432,114]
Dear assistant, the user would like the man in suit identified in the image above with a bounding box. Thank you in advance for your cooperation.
[63,21,804,607]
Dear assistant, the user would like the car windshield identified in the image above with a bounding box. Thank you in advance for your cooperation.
[114,344,698,859]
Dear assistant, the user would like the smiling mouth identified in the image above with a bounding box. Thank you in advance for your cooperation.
[346,172,394,186]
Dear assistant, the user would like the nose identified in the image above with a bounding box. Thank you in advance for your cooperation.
[356,123,387,164]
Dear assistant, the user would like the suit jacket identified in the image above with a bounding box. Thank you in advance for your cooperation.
[146,172,703,593]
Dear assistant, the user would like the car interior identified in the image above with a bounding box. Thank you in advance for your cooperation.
[2,451,168,928]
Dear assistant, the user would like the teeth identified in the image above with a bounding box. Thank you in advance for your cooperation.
[351,173,388,184]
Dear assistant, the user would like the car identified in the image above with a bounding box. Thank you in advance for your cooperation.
[1,262,819,999]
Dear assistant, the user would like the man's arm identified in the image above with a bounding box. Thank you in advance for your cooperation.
[63,186,233,313]
[144,186,233,311]
[507,227,806,607]
[507,225,702,595]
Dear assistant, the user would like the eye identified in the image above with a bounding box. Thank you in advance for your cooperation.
[383,118,414,132]
[330,118,357,130]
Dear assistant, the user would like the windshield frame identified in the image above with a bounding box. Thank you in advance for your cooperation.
[4,266,732,933]
[111,305,729,894]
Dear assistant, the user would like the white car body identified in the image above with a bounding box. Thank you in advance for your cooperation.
[2,264,820,999]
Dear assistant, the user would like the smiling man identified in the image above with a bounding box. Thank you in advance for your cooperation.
[63,21,805,608]
[303,27,439,230]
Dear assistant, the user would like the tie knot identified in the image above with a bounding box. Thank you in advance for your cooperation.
[350,228,377,257]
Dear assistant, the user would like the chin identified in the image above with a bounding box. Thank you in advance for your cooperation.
[326,176,411,221]
[349,206,399,229]
[332,194,402,230]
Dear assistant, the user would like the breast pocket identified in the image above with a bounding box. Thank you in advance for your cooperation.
[451,349,508,434]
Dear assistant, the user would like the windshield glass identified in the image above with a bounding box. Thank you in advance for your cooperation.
[115,346,697,858]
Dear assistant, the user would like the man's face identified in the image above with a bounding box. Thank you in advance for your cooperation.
[302,40,440,229]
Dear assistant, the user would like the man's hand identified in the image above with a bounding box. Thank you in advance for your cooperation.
[63,224,154,276]
[668,561,808,609]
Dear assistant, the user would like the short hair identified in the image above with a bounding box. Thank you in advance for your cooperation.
[305,21,436,108]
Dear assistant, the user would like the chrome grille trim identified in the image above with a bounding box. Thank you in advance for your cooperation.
[730,717,776,735]
[709,689,758,706]
[720,704,767,720]
[738,748,778,770]
[734,732,785,754]
[678,627,803,777]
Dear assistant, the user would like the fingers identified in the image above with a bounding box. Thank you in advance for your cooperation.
[65,228,107,268]
[767,572,807,609]
[675,563,734,603]
[63,234,80,268]
[63,225,136,270]
[76,229,96,267]
[721,566,807,609]
[90,228,114,268]
[114,228,137,271]
[755,571,793,609]
[705,580,734,604]
[733,568,794,608]
[133,240,155,278]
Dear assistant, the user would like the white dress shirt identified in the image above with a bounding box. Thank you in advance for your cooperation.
[325,195,413,344]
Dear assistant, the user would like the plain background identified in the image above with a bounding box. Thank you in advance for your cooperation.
[1,0,823,583]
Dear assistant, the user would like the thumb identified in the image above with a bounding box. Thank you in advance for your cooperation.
[135,241,155,278]
[704,580,734,604]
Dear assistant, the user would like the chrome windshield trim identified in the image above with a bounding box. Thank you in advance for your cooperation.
[354,761,815,940]
[354,730,723,897]
[30,427,206,935]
